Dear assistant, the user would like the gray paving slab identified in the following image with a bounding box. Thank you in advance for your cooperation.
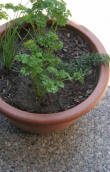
[0,87,110,172]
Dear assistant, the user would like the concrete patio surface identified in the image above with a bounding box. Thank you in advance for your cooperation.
[0,87,110,172]
[0,0,110,171]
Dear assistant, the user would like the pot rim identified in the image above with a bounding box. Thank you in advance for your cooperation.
[0,20,109,125]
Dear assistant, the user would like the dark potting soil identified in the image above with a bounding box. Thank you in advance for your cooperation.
[0,26,99,113]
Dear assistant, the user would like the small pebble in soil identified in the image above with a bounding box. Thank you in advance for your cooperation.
[67,33,70,38]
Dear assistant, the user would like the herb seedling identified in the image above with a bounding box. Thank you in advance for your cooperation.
[61,53,110,83]
[0,4,18,69]
[0,24,18,69]
[5,0,72,97]
[0,4,8,20]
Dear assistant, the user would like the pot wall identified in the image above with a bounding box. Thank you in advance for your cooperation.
[0,20,109,133]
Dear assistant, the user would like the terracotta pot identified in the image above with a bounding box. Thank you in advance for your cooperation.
[0,20,109,133]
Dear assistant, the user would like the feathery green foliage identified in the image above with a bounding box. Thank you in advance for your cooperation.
[16,36,72,96]
[61,53,110,83]
[0,4,8,20]
[6,0,72,97]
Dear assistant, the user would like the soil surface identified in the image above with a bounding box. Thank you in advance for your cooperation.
[0,26,99,113]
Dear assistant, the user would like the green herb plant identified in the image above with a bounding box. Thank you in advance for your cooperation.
[0,4,8,20]
[5,0,72,97]
[0,4,18,69]
[61,53,110,83]
[0,25,18,69]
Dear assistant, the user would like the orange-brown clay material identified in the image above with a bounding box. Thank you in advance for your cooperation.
[0,20,109,133]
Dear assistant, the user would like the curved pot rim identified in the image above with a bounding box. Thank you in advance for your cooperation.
[0,20,109,125]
